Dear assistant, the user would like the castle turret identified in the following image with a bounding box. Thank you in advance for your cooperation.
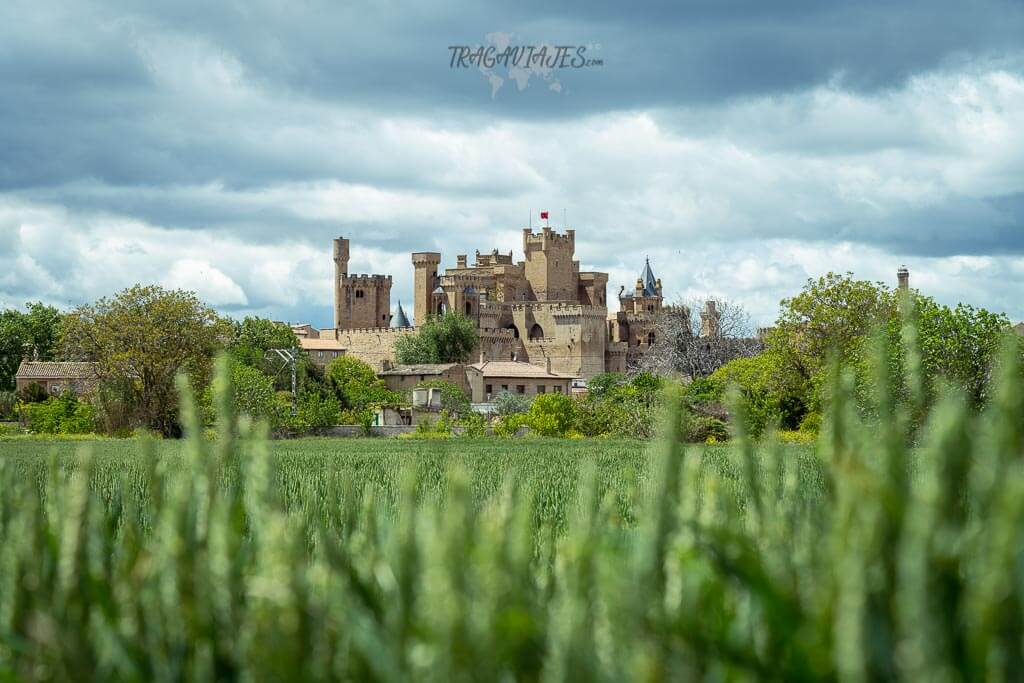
[412,252,441,326]
[700,300,720,338]
[333,237,392,330]
[522,227,578,301]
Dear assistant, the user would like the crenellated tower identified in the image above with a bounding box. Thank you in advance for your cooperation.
[522,227,578,301]
[333,237,392,330]
[411,251,441,326]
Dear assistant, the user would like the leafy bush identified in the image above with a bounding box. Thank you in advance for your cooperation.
[524,392,578,437]
[325,356,400,410]
[0,390,16,420]
[493,412,528,437]
[456,410,488,437]
[575,373,664,438]
[20,392,97,434]
[684,415,729,443]
[493,390,531,416]
[16,382,48,404]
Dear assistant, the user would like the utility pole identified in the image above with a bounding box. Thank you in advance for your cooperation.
[266,348,299,416]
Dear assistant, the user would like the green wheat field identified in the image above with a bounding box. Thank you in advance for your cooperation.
[2,352,1024,681]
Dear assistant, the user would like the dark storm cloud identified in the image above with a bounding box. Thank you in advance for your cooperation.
[3,0,1023,192]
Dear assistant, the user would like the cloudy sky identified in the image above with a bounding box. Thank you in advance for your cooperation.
[2,0,1024,326]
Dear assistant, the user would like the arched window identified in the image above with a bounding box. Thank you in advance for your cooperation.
[356,289,364,299]
[505,323,519,339]
[529,323,545,341]
[647,332,656,346]
[436,302,446,315]
[465,301,472,315]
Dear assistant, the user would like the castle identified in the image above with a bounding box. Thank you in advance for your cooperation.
[303,228,669,379]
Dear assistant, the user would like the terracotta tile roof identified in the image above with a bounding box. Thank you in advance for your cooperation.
[15,361,98,380]
[379,363,460,376]
[467,361,575,379]
[299,338,347,351]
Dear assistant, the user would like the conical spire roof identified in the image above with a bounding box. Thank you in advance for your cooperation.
[640,257,658,296]
[391,301,411,328]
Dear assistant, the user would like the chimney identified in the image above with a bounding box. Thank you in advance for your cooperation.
[456,254,467,268]
[897,265,909,291]
[479,349,487,364]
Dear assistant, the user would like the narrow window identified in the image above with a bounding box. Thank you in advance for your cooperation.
[554,385,562,393]
[516,385,525,394]
[538,385,546,394]
[486,384,492,395]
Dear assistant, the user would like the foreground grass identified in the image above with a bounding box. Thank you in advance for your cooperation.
[2,340,1024,680]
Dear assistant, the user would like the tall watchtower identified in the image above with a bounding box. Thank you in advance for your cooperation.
[333,237,393,330]
[411,251,441,326]
[522,227,578,301]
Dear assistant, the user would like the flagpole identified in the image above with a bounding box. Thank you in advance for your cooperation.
[529,208,532,230]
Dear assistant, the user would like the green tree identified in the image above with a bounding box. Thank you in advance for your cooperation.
[525,392,579,437]
[906,297,1009,409]
[323,355,400,411]
[228,317,300,367]
[201,359,278,425]
[60,285,232,436]
[394,313,479,364]
[494,390,531,416]
[0,302,62,390]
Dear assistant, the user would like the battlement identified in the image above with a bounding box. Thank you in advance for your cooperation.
[411,252,441,265]
[474,249,514,266]
[341,273,392,282]
[507,302,606,317]
[522,227,576,250]
[479,328,516,339]
[332,326,416,336]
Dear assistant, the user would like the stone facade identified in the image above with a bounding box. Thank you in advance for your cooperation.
[378,362,470,395]
[465,360,574,403]
[306,231,669,381]
[609,258,667,370]
[333,237,393,329]
[416,227,619,379]
[15,362,98,395]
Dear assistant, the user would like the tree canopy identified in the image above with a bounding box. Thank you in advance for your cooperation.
[60,285,232,435]
[0,302,62,390]
[323,355,400,411]
[394,313,478,364]
[707,272,1012,433]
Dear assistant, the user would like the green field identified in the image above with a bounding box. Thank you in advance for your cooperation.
[2,362,1024,680]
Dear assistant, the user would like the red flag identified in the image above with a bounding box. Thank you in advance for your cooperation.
[540,211,549,219]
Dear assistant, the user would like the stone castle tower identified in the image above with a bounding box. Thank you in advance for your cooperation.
[522,227,578,301]
[333,237,392,330]
[411,251,441,326]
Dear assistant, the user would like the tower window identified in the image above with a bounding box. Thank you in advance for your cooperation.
[355,290,364,299]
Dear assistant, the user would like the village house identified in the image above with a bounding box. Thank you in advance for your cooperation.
[378,362,469,395]
[15,362,98,396]
[464,359,575,403]
[297,338,346,369]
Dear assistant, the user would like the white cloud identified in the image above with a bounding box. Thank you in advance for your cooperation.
[162,259,248,306]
